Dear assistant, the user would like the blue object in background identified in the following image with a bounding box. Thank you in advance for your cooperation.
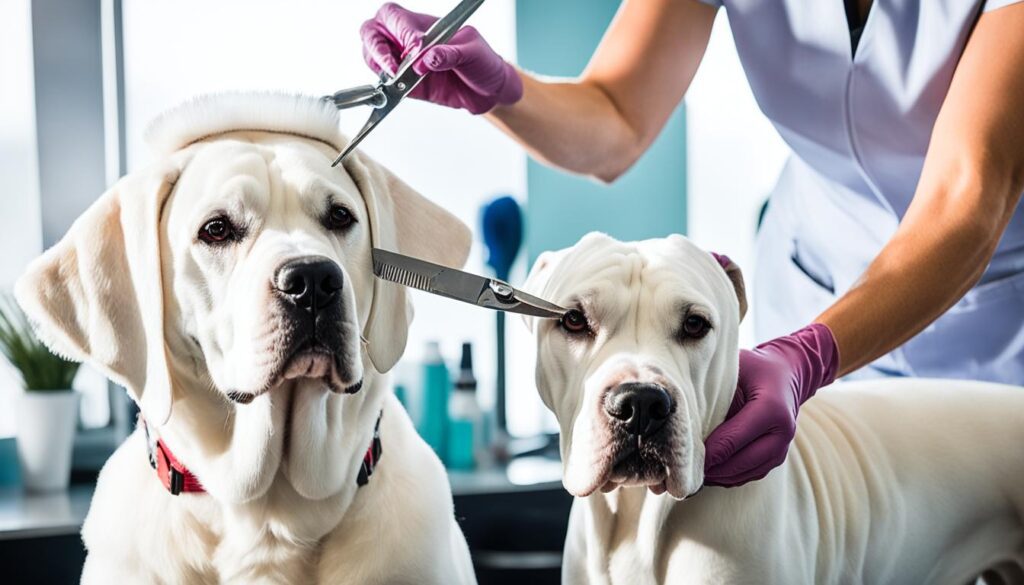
[0,437,20,487]
[446,419,475,470]
[482,196,523,282]
[447,342,481,470]
[480,195,523,437]
[515,0,688,262]
[419,341,450,462]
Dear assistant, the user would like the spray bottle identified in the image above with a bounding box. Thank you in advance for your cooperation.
[419,341,449,461]
[447,342,482,470]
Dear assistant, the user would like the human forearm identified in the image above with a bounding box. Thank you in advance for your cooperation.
[817,167,1019,375]
[361,0,715,182]
[486,73,646,182]
[490,0,716,182]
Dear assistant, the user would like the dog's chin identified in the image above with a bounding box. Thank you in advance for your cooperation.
[280,348,363,394]
[226,348,362,404]
[282,350,334,381]
[574,445,693,501]
[599,468,691,500]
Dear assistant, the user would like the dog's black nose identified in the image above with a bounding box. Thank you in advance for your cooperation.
[604,383,673,437]
[274,258,344,312]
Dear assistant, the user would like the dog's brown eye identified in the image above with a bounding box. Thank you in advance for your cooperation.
[560,309,590,335]
[198,217,235,244]
[681,314,711,339]
[324,205,355,231]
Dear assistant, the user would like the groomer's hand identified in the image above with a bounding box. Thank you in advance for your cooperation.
[360,2,523,114]
[703,324,839,487]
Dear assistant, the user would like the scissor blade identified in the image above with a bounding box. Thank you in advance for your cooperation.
[510,289,569,319]
[372,249,569,318]
[372,249,489,305]
[331,107,388,166]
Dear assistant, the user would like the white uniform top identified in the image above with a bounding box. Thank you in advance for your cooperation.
[698,0,1024,382]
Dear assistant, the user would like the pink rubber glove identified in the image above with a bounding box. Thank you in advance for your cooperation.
[703,323,840,487]
[360,3,523,114]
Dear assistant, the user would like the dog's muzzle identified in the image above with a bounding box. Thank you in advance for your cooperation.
[258,256,363,395]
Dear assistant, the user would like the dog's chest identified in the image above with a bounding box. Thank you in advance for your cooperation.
[199,484,351,582]
[607,543,658,585]
[212,523,319,583]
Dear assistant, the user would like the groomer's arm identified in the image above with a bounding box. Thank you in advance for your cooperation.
[817,3,1024,374]
[486,0,716,182]
[361,0,716,183]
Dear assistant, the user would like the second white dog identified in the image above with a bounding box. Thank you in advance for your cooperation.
[524,232,1024,585]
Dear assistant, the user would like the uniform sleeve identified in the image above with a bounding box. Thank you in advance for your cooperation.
[692,0,723,8]
[984,0,1024,12]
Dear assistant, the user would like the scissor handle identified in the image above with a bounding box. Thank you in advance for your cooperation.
[390,0,486,81]
[326,85,387,109]
[330,0,487,166]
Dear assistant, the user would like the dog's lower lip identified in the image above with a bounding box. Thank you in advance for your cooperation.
[227,391,256,404]
[648,481,668,496]
[607,446,671,489]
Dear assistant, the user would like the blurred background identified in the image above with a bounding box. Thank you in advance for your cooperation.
[0,0,787,582]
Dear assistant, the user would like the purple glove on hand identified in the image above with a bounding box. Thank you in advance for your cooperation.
[360,3,523,114]
[703,323,840,487]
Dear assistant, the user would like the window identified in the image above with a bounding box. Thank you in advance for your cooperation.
[0,0,40,438]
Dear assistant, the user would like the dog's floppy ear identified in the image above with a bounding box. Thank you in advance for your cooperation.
[15,155,190,425]
[344,151,471,373]
[710,252,747,322]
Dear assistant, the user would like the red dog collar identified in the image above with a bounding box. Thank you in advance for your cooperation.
[143,411,383,496]
[154,438,205,494]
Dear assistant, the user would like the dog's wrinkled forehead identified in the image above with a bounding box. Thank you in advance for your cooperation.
[148,92,367,247]
[170,137,362,220]
[538,233,731,315]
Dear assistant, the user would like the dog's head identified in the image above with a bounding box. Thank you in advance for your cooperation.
[15,93,470,425]
[523,233,745,500]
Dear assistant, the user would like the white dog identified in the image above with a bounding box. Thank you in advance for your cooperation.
[523,232,1024,585]
[16,92,476,584]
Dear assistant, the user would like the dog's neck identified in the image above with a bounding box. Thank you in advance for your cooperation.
[581,446,793,584]
[149,359,388,505]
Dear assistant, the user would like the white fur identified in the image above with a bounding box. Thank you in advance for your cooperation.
[146,91,344,155]
[16,92,475,584]
[524,232,1024,585]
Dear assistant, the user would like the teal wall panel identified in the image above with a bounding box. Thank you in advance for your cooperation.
[516,0,687,262]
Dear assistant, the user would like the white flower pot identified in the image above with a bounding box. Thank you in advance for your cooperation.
[16,391,79,492]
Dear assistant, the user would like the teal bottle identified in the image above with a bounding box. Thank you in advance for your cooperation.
[447,343,481,470]
[419,341,449,461]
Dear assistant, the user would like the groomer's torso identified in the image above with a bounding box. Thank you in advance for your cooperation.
[716,0,1024,381]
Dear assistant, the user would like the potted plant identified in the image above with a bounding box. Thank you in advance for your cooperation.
[0,296,80,491]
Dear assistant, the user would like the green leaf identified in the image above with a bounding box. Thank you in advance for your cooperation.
[0,295,80,390]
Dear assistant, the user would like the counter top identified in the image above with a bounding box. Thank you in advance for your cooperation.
[0,485,93,541]
[0,457,563,541]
